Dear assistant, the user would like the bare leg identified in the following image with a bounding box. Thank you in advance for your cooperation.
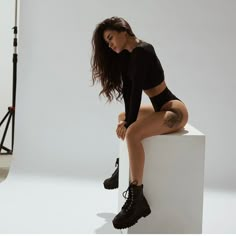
[126,138,145,186]
[118,105,155,184]
[125,101,188,185]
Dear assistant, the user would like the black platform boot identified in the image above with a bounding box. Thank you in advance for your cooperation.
[112,181,151,229]
[103,158,119,189]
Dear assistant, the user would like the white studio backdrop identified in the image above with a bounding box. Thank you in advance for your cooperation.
[0,0,235,201]
[16,0,236,190]
[0,0,236,233]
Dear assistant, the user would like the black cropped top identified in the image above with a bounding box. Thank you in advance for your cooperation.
[119,41,165,128]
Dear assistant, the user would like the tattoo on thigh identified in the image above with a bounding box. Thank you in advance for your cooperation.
[164,109,183,128]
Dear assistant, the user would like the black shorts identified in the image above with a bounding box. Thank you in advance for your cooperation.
[149,87,182,112]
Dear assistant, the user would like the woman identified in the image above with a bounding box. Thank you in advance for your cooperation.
[91,16,189,229]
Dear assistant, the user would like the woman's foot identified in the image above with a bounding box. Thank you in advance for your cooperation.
[112,181,151,229]
[103,158,119,189]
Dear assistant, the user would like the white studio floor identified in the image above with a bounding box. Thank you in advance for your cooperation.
[0,157,235,234]
[0,169,120,234]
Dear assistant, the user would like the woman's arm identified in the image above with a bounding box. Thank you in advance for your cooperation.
[122,75,131,123]
[124,47,149,128]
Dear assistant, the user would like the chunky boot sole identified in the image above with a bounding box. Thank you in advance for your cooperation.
[113,207,151,229]
[103,181,118,190]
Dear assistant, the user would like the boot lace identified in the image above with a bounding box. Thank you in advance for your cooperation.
[121,180,138,212]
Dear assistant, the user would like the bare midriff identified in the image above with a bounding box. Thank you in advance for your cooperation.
[144,80,167,98]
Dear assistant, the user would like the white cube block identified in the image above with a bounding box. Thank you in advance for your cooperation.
[118,123,205,234]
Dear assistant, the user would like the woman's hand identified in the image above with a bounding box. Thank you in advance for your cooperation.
[116,121,127,140]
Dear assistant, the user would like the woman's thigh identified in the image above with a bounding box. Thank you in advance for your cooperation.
[118,104,154,122]
[137,104,155,121]
[126,100,188,140]
[160,99,189,129]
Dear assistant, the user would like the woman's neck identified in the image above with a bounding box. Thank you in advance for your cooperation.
[125,37,142,53]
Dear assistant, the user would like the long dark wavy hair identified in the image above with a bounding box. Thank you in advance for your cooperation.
[91,16,135,102]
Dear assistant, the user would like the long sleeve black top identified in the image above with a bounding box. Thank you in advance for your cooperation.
[119,41,165,128]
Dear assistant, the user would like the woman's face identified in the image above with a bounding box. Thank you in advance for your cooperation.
[103,29,127,53]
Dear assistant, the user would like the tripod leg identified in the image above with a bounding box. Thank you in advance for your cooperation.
[0,110,11,126]
[0,112,13,154]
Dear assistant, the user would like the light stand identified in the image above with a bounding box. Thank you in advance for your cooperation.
[0,0,18,155]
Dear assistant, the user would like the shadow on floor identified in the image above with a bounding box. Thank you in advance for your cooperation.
[94,212,121,234]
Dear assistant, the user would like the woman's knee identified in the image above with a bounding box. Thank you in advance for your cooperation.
[126,124,143,142]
